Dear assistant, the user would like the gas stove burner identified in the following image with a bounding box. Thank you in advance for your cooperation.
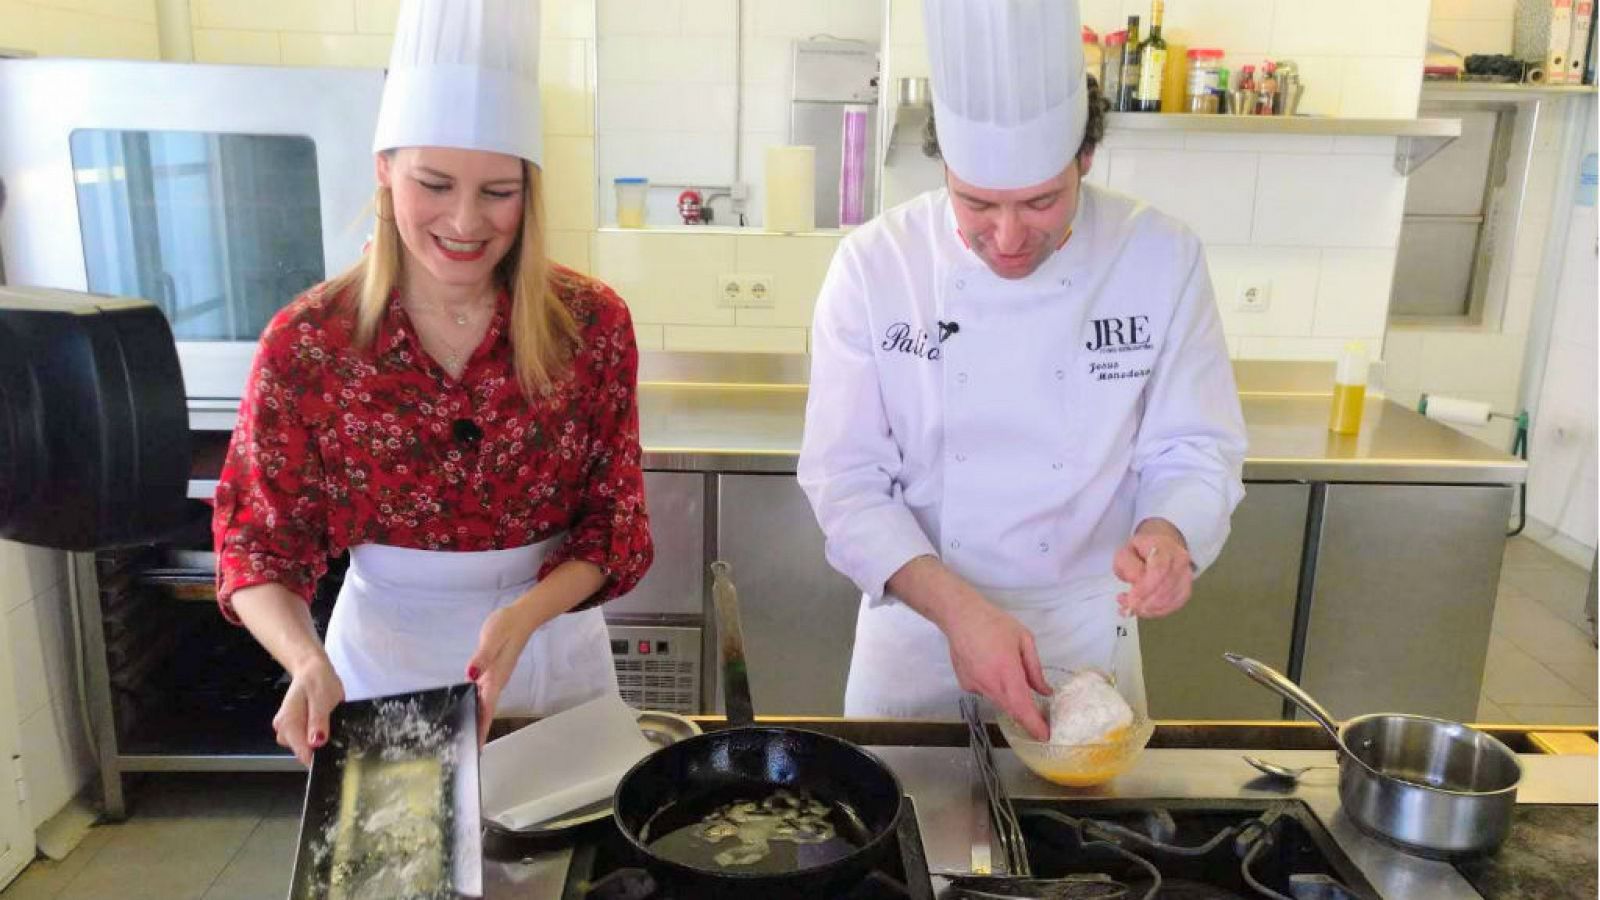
[942,872,1128,899]
[1006,800,1376,900]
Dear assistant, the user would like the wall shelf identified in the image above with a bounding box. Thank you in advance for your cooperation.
[1422,81,1598,97]
[884,108,1464,176]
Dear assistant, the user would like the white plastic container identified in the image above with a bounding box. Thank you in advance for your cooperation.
[614,177,648,229]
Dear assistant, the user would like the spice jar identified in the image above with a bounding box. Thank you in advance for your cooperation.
[1185,48,1223,113]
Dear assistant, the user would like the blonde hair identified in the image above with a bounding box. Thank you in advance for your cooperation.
[329,160,578,396]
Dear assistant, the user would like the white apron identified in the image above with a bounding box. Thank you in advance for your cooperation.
[325,539,618,716]
[843,576,1147,720]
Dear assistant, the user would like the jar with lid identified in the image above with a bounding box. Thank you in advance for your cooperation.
[1082,26,1104,88]
[1102,31,1128,101]
[1185,48,1223,113]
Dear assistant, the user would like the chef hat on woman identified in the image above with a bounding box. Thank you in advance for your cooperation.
[372,0,544,165]
[922,0,1087,190]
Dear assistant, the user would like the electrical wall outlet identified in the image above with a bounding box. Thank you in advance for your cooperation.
[1235,277,1272,313]
[718,275,745,307]
[717,274,776,308]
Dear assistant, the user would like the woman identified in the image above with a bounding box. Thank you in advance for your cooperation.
[213,0,652,762]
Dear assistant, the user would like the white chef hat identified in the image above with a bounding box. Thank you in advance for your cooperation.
[923,0,1087,190]
[372,0,543,165]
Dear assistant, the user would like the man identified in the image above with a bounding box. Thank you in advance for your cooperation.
[798,0,1247,739]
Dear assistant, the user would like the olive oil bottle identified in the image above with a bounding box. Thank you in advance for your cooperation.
[1136,1,1169,112]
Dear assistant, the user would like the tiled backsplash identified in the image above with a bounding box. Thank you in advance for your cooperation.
[1430,0,1517,57]
[11,0,1432,362]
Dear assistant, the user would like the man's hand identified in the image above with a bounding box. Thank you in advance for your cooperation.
[943,597,1053,740]
[1113,518,1193,618]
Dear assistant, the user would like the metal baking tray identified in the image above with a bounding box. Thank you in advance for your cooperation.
[288,683,481,899]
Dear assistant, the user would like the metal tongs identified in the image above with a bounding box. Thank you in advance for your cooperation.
[961,694,1032,877]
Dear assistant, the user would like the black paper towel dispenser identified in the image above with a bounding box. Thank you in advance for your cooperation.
[0,286,190,549]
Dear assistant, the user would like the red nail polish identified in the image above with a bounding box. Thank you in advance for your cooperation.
[312,731,325,746]
[467,665,481,680]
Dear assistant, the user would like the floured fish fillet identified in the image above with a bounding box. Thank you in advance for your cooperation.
[1047,671,1134,745]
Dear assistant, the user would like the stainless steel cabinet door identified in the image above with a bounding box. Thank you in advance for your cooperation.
[716,474,861,715]
[1300,483,1512,721]
[1141,483,1310,720]
[603,471,704,618]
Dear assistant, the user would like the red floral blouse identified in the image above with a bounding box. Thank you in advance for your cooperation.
[212,268,653,622]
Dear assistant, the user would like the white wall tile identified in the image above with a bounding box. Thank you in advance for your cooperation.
[1429,18,1513,55]
[1101,131,1187,152]
[1163,0,1276,55]
[1271,0,1429,58]
[546,136,598,232]
[1,0,161,57]
[593,231,738,325]
[542,38,595,137]
[1254,154,1405,248]
[1108,150,1259,245]
[1382,328,1427,393]
[1314,248,1397,338]
[828,0,884,42]
[1338,57,1423,118]
[1332,136,1399,155]
[597,0,680,36]
[747,0,831,39]
[740,84,791,134]
[1431,0,1515,21]
[192,28,280,64]
[28,0,156,23]
[1280,55,1344,117]
[887,0,923,46]
[728,234,841,328]
[8,601,50,721]
[1418,331,1527,396]
[1206,245,1321,337]
[547,229,592,274]
[193,0,354,33]
[1236,336,1358,360]
[599,35,735,84]
[1184,133,1335,154]
[546,0,596,39]
[742,35,794,84]
[280,32,390,67]
[633,322,666,350]
[664,324,807,353]
[354,0,401,34]
[681,0,736,36]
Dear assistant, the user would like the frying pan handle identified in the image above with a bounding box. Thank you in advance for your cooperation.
[1222,652,1343,741]
[710,561,756,727]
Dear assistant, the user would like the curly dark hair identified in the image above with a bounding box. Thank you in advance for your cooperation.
[923,74,1110,166]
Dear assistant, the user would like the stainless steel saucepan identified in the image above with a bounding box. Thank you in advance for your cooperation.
[1224,653,1521,859]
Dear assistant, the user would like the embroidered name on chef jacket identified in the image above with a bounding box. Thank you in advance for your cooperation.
[881,321,955,361]
[1085,314,1154,382]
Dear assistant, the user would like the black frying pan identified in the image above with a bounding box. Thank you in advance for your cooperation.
[611,562,905,899]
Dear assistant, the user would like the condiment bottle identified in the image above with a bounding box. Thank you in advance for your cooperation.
[1328,342,1369,435]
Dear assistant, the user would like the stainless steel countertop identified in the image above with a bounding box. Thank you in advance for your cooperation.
[483,747,1595,899]
[637,383,1527,484]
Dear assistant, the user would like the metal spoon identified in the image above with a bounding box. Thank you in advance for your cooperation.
[1243,755,1335,783]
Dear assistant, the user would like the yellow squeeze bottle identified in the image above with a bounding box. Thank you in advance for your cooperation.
[1328,342,1368,435]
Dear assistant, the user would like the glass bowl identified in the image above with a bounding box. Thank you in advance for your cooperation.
[996,668,1154,788]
